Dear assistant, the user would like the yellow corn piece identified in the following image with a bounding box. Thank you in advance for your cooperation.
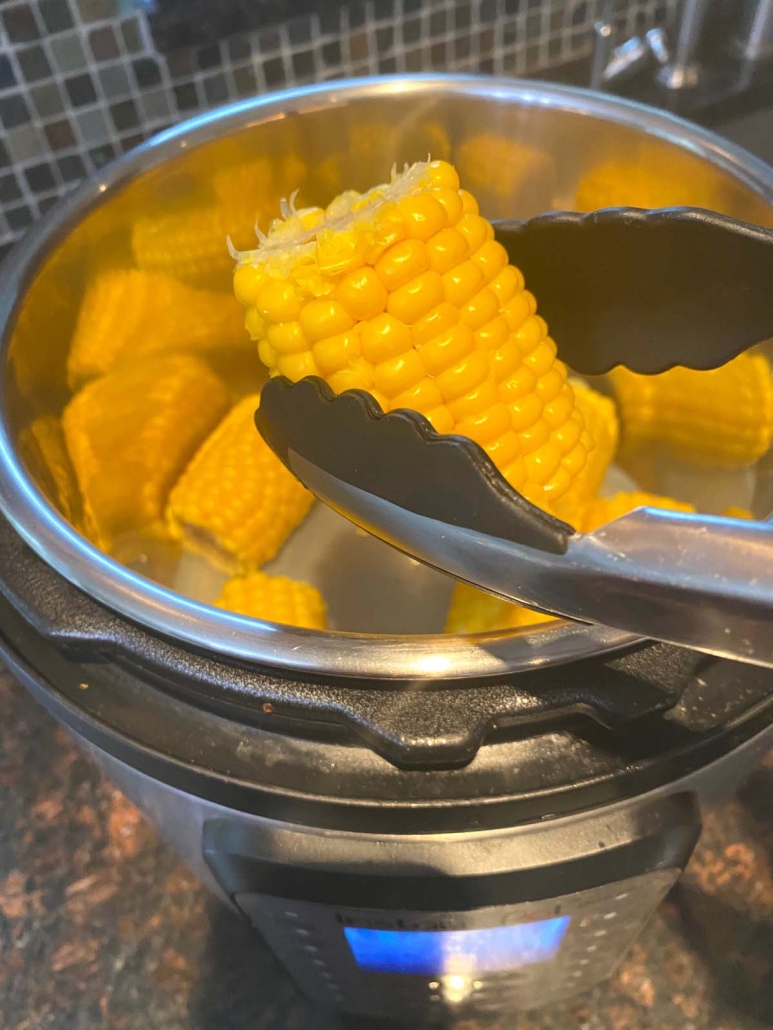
[133,155,309,288]
[562,379,619,519]
[575,155,727,212]
[583,490,695,531]
[609,353,773,470]
[167,393,314,572]
[216,571,326,629]
[445,582,557,634]
[63,353,230,549]
[233,159,593,524]
[455,134,555,205]
[723,506,754,519]
[17,415,89,532]
[68,268,246,389]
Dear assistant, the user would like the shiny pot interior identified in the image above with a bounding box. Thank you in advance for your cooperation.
[2,76,773,680]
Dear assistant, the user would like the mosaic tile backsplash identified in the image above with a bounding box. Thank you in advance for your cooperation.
[0,0,677,255]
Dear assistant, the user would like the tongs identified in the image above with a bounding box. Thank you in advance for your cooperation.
[256,207,773,667]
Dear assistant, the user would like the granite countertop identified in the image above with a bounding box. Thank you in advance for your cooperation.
[2,664,773,1030]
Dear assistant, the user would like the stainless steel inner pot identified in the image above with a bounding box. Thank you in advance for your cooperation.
[2,75,773,680]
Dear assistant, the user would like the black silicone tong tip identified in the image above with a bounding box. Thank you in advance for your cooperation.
[256,376,572,555]
[493,207,773,376]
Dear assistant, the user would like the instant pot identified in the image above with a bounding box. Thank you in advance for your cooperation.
[2,77,773,1022]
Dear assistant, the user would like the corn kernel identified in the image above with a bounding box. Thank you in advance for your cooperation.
[387,270,445,325]
[399,194,448,241]
[299,299,355,342]
[334,267,388,321]
[412,302,459,347]
[375,238,428,291]
[426,227,470,274]
[360,313,413,364]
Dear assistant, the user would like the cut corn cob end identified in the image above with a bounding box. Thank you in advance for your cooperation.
[608,353,773,470]
[233,159,593,521]
[216,571,327,629]
[167,393,314,573]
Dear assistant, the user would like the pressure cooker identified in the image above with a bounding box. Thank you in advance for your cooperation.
[1,77,773,1022]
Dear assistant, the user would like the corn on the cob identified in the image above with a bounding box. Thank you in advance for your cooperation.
[133,156,309,288]
[575,156,727,213]
[167,393,314,572]
[67,269,246,389]
[216,571,327,629]
[609,353,773,470]
[454,134,555,206]
[17,415,90,533]
[445,582,557,634]
[583,490,695,531]
[233,159,593,524]
[561,379,619,518]
[63,353,230,549]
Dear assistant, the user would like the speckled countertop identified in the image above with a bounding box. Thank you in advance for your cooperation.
[2,665,773,1030]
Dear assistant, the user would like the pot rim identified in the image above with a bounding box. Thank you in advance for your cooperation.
[1,75,771,680]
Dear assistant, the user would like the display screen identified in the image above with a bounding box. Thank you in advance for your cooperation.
[343,916,571,976]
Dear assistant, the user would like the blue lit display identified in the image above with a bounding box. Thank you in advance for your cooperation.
[343,917,571,976]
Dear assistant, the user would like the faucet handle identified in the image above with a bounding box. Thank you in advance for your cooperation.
[592,24,671,89]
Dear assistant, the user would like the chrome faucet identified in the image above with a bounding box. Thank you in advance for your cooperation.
[591,0,711,92]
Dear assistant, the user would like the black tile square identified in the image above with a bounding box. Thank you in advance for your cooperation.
[525,12,540,39]
[2,5,40,44]
[0,55,15,90]
[17,44,52,83]
[203,73,228,105]
[173,82,198,111]
[288,17,312,45]
[120,18,142,53]
[378,56,397,74]
[571,1,588,25]
[479,57,494,73]
[258,29,281,53]
[319,5,340,34]
[430,10,446,35]
[31,82,64,119]
[110,99,139,132]
[349,32,368,60]
[550,9,563,32]
[197,44,220,71]
[376,27,393,52]
[505,0,518,11]
[88,143,115,168]
[119,132,144,153]
[374,0,393,17]
[233,66,257,97]
[504,20,518,44]
[132,57,161,88]
[404,0,422,11]
[0,243,13,262]
[321,40,342,66]
[38,0,74,34]
[228,37,251,61]
[44,118,76,150]
[64,73,97,107]
[292,51,314,79]
[24,162,56,193]
[525,43,539,65]
[0,140,10,168]
[455,34,472,59]
[7,205,34,231]
[480,0,498,21]
[37,195,59,216]
[456,5,472,30]
[403,18,421,45]
[263,57,285,88]
[89,26,120,61]
[405,49,422,73]
[480,27,494,52]
[0,94,31,130]
[77,0,117,22]
[167,50,195,78]
[348,3,365,29]
[0,173,22,205]
[431,42,446,68]
[548,36,561,59]
[57,153,86,182]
